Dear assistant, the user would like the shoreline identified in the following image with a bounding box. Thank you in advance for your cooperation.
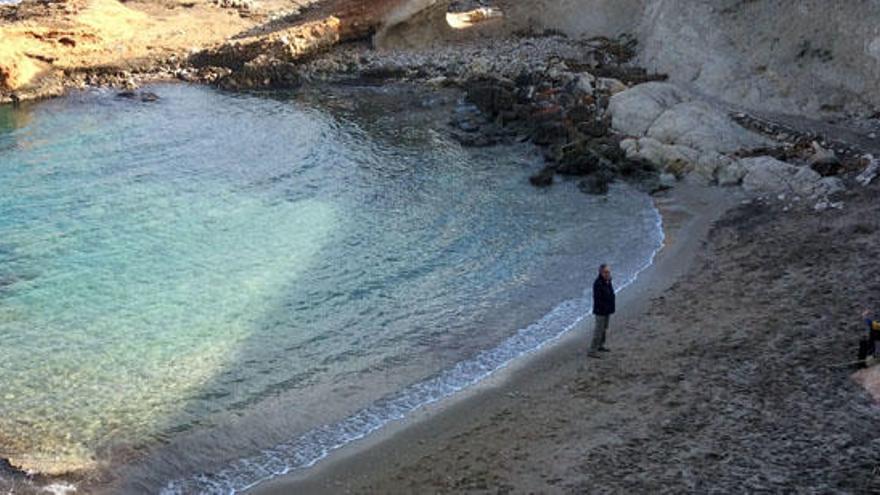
[250,181,742,494]
[253,179,880,493]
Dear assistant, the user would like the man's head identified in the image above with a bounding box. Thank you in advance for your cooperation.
[599,264,611,281]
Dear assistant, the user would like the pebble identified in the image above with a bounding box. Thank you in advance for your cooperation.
[296,36,594,84]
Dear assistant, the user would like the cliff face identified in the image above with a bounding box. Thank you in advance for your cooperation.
[4,0,878,114]
[502,0,880,115]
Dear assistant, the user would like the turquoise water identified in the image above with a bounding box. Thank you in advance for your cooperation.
[0,84,662,493]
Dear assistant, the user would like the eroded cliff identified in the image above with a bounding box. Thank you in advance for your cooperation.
[502,0,880,115]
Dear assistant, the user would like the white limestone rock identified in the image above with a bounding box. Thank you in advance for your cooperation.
[610,81,768,182]
[646,100,767,153]
[740,156,840,197]
[609,82,687,136]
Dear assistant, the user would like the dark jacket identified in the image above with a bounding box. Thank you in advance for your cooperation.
[593,276,615,316]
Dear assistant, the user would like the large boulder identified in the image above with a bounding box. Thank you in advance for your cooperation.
[646,100,767,153]
[608,82,687,136]
[609,82,767,153]
[610,82,772,185]
[740,156,843,197]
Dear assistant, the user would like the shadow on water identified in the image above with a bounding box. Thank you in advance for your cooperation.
[107,83,538,494]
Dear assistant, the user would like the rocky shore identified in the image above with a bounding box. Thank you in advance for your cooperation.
[286,38,877,202]
[3,0,878,201]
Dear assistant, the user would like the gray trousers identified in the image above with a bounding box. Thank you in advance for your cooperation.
[590,315,610,351]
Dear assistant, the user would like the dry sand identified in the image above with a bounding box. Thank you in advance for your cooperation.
[251,179,880,494]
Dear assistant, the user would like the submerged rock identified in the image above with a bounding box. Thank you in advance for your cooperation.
[116,90,160,102]
[577,173,612,195]
[529,166,555,187]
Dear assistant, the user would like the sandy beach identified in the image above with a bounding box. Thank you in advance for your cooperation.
[252,178,880,494]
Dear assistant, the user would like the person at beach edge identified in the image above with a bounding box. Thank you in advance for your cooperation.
[589,264,615,358]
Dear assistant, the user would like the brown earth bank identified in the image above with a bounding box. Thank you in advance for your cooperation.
[0,0,415,103]
[255,180,880,494]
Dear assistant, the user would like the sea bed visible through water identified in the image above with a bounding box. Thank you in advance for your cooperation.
[0,82,663,493]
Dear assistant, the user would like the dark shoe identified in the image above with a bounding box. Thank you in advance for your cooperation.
[598,347,610,352]
[587,351,602,359]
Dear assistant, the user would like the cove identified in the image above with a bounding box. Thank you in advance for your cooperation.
[0,83,662,493]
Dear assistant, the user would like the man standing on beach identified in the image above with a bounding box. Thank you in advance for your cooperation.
[589,264,615,358]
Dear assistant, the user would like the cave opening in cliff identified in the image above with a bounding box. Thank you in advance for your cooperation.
[446,1,503,30]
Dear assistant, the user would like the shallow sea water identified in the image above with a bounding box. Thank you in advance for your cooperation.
[0,83,662,493]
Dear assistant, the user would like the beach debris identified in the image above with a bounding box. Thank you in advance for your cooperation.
[856,154,880,186]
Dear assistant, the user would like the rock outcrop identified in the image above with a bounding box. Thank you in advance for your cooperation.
[190,17,344,89]
[610,82,769,183]
[739,156,843,198]
[501,0,880,116]
[610,82,767,152]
